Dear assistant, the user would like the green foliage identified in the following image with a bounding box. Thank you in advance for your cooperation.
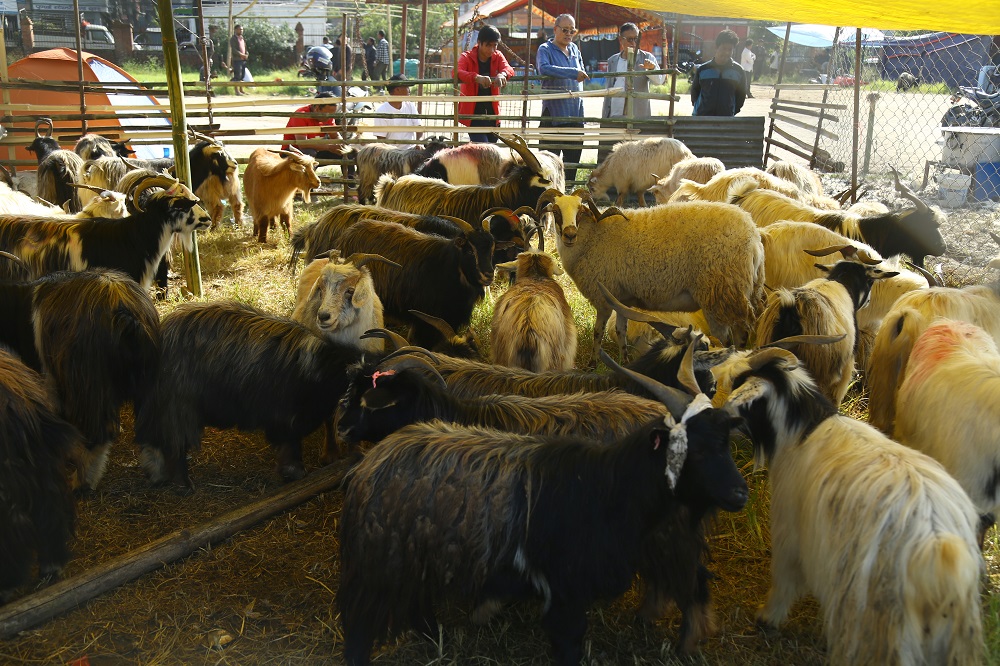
[214,19,297,69]
[357,3,458,56]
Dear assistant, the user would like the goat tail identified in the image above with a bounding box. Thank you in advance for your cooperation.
[905,534,983,665]
[726,176,759,205]
[289,223,311,270]
[867,306,926,434]
[373,173,396,206]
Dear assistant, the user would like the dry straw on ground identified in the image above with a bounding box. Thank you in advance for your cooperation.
[2,197,999,665]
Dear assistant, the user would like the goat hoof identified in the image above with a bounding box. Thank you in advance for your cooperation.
[279,464,307,482]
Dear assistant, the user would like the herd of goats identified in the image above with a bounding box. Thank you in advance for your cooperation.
[2,118,1000,665]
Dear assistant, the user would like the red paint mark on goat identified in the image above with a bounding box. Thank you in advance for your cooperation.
[372,369,396,387]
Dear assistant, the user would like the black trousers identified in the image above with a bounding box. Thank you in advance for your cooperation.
[469,117,500,143]
[538,108,583,185]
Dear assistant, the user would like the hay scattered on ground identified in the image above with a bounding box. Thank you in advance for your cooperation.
[4,196,998,665]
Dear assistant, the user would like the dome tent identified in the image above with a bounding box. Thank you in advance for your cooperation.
[7,48,172,168]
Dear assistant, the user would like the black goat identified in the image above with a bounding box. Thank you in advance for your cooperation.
[0,346,77,603]
[134,301,369,489]
[339,398,748,664]
[74,133,134,160]
[0,266,161,489]
[305,218,495,348]
[0,175,211,290]
[26,136,83,213]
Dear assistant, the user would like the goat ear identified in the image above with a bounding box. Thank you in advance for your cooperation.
[814,263,831,273]
[454,236,467,249]
[876,270,900,280]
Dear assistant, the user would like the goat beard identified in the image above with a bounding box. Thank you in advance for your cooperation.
[180,230,195,252]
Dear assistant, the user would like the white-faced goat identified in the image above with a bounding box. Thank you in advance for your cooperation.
[894,319,1000,541]
[728,171,947,268]
[339,355,748,665]
[189,140,244,229]
[376,134,551,227]
[355,136,449,204]
[243,146,319,243]
[540,189,764,362]
[291,252,399,352]
[134,300,369,490]
[867,278,1000,434]
[726,348,984,665]
[77,157,129,207]
[491,251,576,371]
[587,137,694,206]
[307,218,495,348]
[647,157,725,204]
[0,175,211,290]
[0,346,78,604]
[754,254,898,407]
[0,265,161,489]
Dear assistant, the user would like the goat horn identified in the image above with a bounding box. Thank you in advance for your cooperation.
[745,347,800,372]
[0,250,28,270]
[34,117,53,139]
[763,333,847,350]
[377,354,447,390]
[512,205,538,221]
[676,335,703,397]
[480,207,519,233]
[343,253,401,272]
[0,163,13,187]
[498,133,544,176]
[409,310,458,340]
[855,249,882,265]
[804,245,853,258]
[69,183,111,194]
[598,206,628,222]
[378,345,441,365]
[528,221,544,251]
[119,156,142,172]
[573,188,602,220]
[313,249,341,261]
[187,128,222,146]
[889,166,928,213]
[359,328,411,351]
[534,188,563,222]
[599,349,692,421]
[903,260,941,287]
[989,231,1000,248]
[130,175,185,213]
[597,282,679,340]
[437,214,473,234]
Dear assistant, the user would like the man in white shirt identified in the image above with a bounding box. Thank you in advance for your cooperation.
[598,23,665,164]
[740,38,756,98]
[371,75,421,148]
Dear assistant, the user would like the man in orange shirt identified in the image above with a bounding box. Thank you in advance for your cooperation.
[282,94,342,159]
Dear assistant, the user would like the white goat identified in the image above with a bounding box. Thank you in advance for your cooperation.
[291,252,399,353]
[726,348,984,666]
[894,319,1000,540]
[588,137,694,206]
[647,157,725,204]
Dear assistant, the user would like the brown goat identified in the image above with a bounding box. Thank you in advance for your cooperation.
[243,147,319,243]
[491,251,577,371]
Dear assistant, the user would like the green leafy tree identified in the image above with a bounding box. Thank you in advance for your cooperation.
[214,20,297,69]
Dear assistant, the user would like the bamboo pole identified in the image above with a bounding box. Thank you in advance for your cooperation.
[521,0,533,132]
[400,3,407,77]
[668,18,679,134]
[197,0,214,128]
[0,464,348,640]
[851,28,862,204]
[452,8,459,142]
[72,0,87,135]
[418,0,428,114]
[158,0,202,298]
[341,12,349,202]
[0,18,13,173]
[810,27,840,169]
[385,2,393,74]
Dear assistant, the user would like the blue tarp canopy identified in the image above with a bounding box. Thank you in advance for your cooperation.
[766,24,886,47]
[0,0,17,14]
[880,32,992,87]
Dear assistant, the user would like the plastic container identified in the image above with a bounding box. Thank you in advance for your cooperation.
[941,128,1000,169]
[937,172,972,208]
[972,162,1000,202]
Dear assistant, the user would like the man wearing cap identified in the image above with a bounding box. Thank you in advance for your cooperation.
[536,13,588,183]
[458,24,515,143]
[282,93,342,158]
[372,75,421,148]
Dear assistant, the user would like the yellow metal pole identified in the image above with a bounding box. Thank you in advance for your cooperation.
[157,0,203,297]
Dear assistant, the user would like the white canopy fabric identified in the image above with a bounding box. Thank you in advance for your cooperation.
[765,25,887,48]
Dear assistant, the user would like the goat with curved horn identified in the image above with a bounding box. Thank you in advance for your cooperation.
[804,245,880,265]
[342,253,402,272]
[376,354,448,390]
[34,118,54,139]
[599,350,691,421]
[903,260,941,287]
[360,328,411,351]
[889,166,929,213]
[498,133,544,176]
[597,281,680,340]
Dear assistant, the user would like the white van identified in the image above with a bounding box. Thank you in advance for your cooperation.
[33,24,116,51]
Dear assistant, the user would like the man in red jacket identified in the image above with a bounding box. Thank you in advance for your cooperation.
[458,24,514,143]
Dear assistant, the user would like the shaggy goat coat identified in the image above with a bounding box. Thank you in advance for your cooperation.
[243,147,319,243]
[491,252,576,371]
[588,137,694,205]
[648,157,725,204]
[668,167,803,204]
[291,257,385,352]
[338,417,747,665]
[894,319,1000,521]
[0,346,77,602]
[727,355,984,666]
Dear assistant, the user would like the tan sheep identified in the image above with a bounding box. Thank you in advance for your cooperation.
[243,147,319,243]
[647,157,725,205]
[668,167,804,204]
[588,137,694,206]
[491,251,577,371]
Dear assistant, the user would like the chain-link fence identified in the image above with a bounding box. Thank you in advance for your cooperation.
[820,33,999,207]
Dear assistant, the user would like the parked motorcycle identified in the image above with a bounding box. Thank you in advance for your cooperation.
[942,67,1000,128]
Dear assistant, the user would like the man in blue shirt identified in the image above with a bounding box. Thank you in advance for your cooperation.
[536,13,589,183]
[690,29,746,117]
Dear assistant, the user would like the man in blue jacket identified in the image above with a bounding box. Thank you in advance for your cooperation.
[691,29,746,117]
[536,13,589,183]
